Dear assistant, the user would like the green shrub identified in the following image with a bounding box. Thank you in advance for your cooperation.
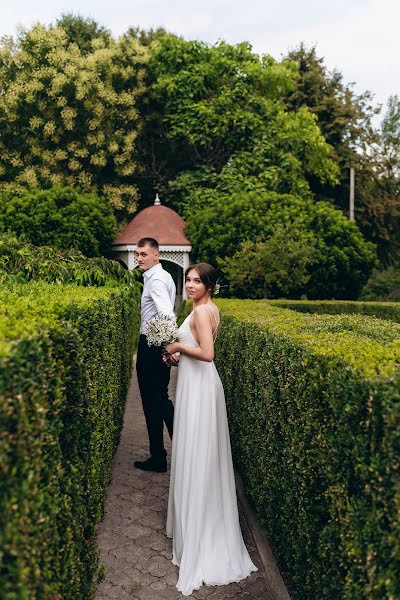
[214,299,400,599]
[0,232,141,290]
[218,224,316,299]
[0,282,139,599]
[0,187,118,257]
[360,266,400,302]
[176,298,192,325]
[268,298,400,324]
[185,190,376,299]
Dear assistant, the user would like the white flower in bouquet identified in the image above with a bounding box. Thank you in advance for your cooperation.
[145,314,178,347]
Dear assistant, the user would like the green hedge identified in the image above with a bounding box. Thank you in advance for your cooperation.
[0,282,139,599]
[212,299,400,600]
[268,299,400,324]
[176,298,191,325]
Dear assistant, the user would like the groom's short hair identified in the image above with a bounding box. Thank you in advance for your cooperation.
[137,237,159,250]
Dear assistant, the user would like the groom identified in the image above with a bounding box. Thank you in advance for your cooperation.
[134,237,176,473]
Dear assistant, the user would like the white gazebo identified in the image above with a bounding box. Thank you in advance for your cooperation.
[111,194,192,304]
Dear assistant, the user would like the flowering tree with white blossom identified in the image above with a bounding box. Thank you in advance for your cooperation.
[0,23,148,215]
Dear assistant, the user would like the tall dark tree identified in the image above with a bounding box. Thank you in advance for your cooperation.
[380,94,400,182]
[357,95,400,264]
[284,43,379,213]
[284,44,400,264]
[124,26,172,48]
[55,14,112,54]
[55,13,112,54]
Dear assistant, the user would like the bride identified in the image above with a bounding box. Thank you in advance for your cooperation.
[165,262,257,597]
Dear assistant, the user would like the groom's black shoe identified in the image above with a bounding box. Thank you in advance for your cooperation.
[134,457,167,473]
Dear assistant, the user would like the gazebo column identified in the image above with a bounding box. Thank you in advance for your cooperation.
[127,249,137,270]
[182,252,190,300]
[176,267,183,305]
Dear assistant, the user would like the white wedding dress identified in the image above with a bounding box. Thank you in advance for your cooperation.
[167,307,257,596]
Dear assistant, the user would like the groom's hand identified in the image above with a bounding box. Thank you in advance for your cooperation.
[170,352,180,365]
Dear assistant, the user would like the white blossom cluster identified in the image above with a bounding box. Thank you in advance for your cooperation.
[145,314,178,347]
[0,24,148,212]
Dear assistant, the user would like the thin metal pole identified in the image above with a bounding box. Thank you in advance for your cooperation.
[349,167,355,220]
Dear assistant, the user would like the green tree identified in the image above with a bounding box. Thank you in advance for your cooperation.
[186,189,376,299]
[0,187,118,256]
[355,170,400,265]
[360,265,400,301]
[0,22,148,215]
[133,36,338,208]
[124,26,172,48]
[284,44,378,211]
[380,94,400,180]
[55,14,112,54]
[219,224,316,298]
[279,44,400,267]
[356,96,400,264]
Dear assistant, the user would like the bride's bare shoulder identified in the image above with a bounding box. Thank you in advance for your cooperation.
[193,303,218,313]
[209,302,219,315]
[193,303,220,323]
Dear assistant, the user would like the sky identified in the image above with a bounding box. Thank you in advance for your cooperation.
[2,0,399,124]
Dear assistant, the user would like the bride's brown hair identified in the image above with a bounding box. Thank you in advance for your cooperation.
[185,263,217,296]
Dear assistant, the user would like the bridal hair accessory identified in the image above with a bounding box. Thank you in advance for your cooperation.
[213,279,228,296]
[213,282,221,296]
[145,314,178,347]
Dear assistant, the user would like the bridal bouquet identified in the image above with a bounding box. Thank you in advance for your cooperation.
[145,314,178,347]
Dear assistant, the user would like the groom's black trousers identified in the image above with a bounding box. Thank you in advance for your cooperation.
[136,335,174,462]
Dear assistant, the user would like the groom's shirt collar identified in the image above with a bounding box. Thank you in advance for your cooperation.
[143,262,163,282]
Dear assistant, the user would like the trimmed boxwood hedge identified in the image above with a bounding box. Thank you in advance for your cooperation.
[209,299,400,599]
[268,299,400,324]
[0,282,139,599]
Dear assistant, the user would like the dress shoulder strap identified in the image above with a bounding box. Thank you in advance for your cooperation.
[194,303,220,338]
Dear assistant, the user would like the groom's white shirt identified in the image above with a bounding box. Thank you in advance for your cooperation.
[140,263,176,335]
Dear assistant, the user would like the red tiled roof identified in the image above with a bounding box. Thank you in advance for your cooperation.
[113,204,191,246]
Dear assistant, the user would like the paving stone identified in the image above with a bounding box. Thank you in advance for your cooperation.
[95,366,271,600]
[143,556,176,577]
[97,530,130,552]
[131,590,176,600]
[150,581,168,591]
[96,581,125,599]
[111,522,153,541]
[163,572,179,587]
[145,499,167,513]
[107,570,144,589]
[146,484,169,498]
[100,514,136,532]
[120,491,149,505]
[138,511,165,529]
[121,567,154,587]
[136,532,168,552]
[106,497,139,517]
[110,543,154,566]
[191,586,216,598]
[100,555,132,576]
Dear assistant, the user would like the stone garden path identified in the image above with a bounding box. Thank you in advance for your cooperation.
[95,365,274,600]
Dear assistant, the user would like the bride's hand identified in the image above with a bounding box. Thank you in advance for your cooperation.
[166,342,181,354]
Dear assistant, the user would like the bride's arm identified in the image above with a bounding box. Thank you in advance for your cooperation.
[166,308,214,362]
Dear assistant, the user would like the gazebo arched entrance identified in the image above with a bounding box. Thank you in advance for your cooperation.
[158,261,182,306]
